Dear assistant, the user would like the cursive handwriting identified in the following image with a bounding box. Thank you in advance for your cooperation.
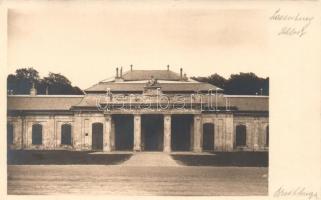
[270,9,314,24]
[274,186,319,200]
[278,24,310,37]
[269,9,314,37]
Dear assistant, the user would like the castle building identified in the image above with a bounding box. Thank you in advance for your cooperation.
[7,67,269,152]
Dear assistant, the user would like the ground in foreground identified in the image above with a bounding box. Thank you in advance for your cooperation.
[8,165,268,195]
[7,150,268,167]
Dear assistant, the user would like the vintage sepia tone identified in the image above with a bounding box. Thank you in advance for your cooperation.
[7,67,269,153]
[2,0,320,199]
[6,66,269,195]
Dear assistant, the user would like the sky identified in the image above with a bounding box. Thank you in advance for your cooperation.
[3,1,321,190]
[7,1,269,89]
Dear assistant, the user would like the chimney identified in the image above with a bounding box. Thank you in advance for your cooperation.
[184,73,187,80]
[30,82,37,96]
[120,67,123,78]
[167,65,170,71]
[130,64,133,71]
[116,67,119,78]
[180,68,183,79]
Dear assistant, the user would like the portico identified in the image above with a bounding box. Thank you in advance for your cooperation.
[103,113,203,153]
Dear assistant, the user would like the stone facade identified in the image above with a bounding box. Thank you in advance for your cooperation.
[7,68,269,152]
[233,115,269,151]
[7,111,268,152]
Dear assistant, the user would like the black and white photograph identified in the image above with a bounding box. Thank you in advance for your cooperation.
[1,0,320,199]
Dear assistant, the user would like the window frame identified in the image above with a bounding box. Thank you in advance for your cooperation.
[32,123,43,145]
[61,123,72,145]
[235,124,247,147]
[7,123,14,145]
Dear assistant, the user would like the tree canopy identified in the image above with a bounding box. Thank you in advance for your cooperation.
[192,72,269,95]
[7,68,83,95]
[7,68,268,95]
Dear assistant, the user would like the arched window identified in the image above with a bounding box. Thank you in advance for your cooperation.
[266,125,269,147]
[7,123,14,145]
[61,124,72,145]
[236,125,247,147]
[32,124,42,145]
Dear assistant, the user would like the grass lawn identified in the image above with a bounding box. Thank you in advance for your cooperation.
[171,152,268,167]
[7,150,132,165]
[7,150,268,167]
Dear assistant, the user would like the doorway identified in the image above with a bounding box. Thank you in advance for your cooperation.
[171,115,193,151]
[141,115,164,151]
[92,123,103,150]
[114,115,134,151]
[203,123,215,151]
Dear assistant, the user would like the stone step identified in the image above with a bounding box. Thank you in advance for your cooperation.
[122,152,180,167]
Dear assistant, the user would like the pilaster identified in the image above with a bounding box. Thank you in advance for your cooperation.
[163,114,171,153]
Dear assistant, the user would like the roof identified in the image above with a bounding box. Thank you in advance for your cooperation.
[7,94,268,112]
[72,93,228,109]
[121,70,182,81]
[85,68,223,93]
[7,95,84,111]
[72,94,268,111]
[226,95,269,111]
[85,82,221,93]
[72,94,99,107]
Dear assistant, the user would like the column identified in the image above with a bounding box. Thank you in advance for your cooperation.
[103,115,112,152]
[16,117,23,149]
[253,120,259,151]
[47,116,55,149]
[111,119,116,150]
[163,114,171,153]
[193,115,202,152]
[133,114,141,151]
[216,119,223,151]
[21,116,26,149]
[73,113,82,150]
[225,114,234,152]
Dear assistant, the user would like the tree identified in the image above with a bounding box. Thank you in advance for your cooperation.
[39,72,83,95]
[7,68,40,94]
[7,68,84,95]
[192,72,269,95]
[7,74,17,94]
[15,68,40,81]
[191,73,227,89]
[224,72,269,95]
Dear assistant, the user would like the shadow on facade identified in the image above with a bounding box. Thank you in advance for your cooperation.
[114,114,134,151]
[141,115,164,151]
[171,114,193,151]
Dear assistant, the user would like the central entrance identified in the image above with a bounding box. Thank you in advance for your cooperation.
[114,114,134,151]
[141,115,164,151]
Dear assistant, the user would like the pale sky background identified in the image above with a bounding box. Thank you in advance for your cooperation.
[3,0,321,195]
[7,1,269,89]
